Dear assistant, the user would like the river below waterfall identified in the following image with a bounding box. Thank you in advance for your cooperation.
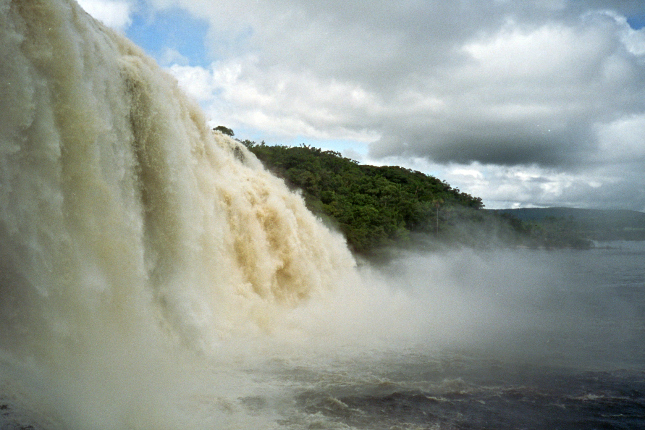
[3,243,644,429]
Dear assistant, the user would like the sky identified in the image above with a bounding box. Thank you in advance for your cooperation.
[77,0,645,211]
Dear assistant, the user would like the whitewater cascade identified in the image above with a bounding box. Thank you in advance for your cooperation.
[0,0,359,427]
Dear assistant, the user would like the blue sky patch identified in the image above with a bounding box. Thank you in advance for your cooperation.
[627,14,645,30]
[126,8,210,67]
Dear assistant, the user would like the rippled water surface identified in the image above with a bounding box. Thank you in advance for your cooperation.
[273,242,645,429]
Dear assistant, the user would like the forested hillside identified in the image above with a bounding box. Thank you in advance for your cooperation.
[240,140,483,253]
[223,131,595,255]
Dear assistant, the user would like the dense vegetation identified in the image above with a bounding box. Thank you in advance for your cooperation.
[240,140,483,254]
[223,131,597,255]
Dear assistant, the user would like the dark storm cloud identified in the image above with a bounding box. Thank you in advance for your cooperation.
[364,7,645,168]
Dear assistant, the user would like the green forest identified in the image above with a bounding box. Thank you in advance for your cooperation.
[224,130,596,256]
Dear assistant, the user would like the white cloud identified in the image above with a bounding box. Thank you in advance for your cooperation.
[596,114,645,162]
[135,0,645,210]
[160,48,190,67]
[77,0,133,31]
[594,10,645,56]
[462,21,609,82]
[168,64,216,102]
[167,59,382,142]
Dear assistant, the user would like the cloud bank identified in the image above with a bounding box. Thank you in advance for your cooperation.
[78,0,645,210]
[77,0,132,30]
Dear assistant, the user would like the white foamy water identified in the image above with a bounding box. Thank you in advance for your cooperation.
[0,1,366,427]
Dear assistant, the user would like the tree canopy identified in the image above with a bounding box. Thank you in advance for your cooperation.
[213,125,235,136]
[240,141,485,253]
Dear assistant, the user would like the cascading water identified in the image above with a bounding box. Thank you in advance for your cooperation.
[0,0,360,427]
[4,2,645,429]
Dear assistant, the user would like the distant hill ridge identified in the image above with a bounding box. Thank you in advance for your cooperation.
[491,207,645,241]
[492,207,645,224]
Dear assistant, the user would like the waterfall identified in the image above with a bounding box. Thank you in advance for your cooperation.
[0,1,356,427]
